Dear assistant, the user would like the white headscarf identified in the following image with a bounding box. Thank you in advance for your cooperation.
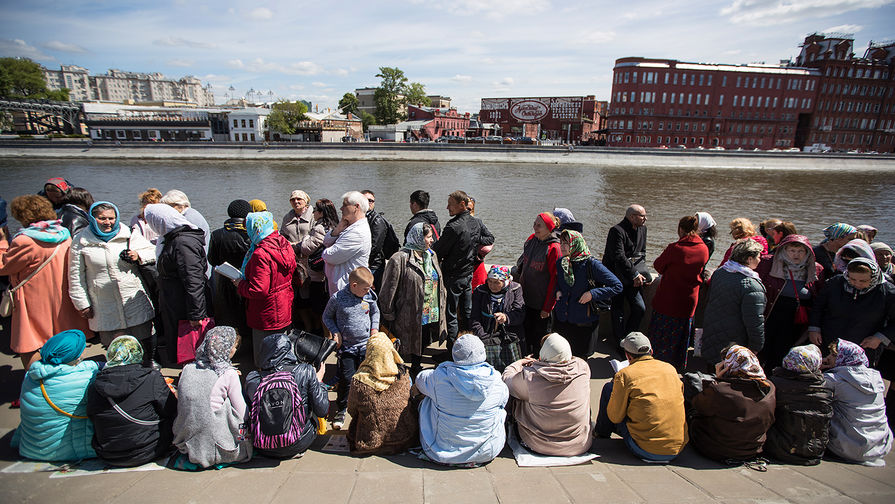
[696,212,716,233]
[539,333,572,363]
[144,203,196,236]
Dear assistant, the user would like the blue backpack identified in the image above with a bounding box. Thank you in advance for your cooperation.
[250,368,305,450]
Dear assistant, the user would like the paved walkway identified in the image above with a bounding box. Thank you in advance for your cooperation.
[1,338,893,504]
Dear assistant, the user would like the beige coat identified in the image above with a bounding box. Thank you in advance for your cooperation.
[282,207,315,289]
[379,249,447,356]
[0,236,89,353]
[502,358,593,456]
[299,223,327,283]
[69,226,156,332]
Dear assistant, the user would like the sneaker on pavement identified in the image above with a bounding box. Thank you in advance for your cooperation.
[332,410,347,430]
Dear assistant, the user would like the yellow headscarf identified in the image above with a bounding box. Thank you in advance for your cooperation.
[353,332,403,392]
[248,199,278,230]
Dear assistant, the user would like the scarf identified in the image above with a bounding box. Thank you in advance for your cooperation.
[195,326,237,376]
[224,218,246,232]
[106,335,144,367]
[40,330,86,365]
[770,239,813,282]
[249,199,277,230]
[720,259,761,280]
[87,201,121,242]
[822,222,856,244]
[403,222,435,277]
[719,345,771,389]
[834,239,875,274]
[560,230,591,285]
[843,257,884,297]
[538,212,557,231]
[782,344,822,374]
[552,208,575,226]
[241,211,276,276]
[16,219,71,244]
[833,338,869,368]
[539,333,572,363]
[143,203,195,236]
[696,212,716,233]
[353,332,403,392]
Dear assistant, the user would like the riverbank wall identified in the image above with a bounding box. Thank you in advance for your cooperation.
[2,140,894,170]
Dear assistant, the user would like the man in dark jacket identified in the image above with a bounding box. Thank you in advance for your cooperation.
[361,190,399,291]
[432,190,494,344]
[244,332,329,459]
[404,189,441,243]
[603,204,649,343]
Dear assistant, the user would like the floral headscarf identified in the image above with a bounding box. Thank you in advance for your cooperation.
[719,345,771,389]
[822,222,857,244]
[560,230,591,285]
[106,335,144,368]
[195,326,237,376]
[782,344,822,374]
[833,338,869,368]
[16,219,71,244]
[843,257,884,298]
[833,239,875,274]
[87,201,121,242]
[403,222,434,276]
[353,332,403,392]
[487,265,512,289]
[241,211,276,276]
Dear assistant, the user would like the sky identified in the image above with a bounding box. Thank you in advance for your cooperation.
[1,0,894,114]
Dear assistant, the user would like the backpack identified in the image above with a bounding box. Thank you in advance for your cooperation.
[250,367,306,450]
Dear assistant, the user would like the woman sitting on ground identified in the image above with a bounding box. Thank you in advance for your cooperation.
[87,335,177,467]
[763,345,833,465]
[12,330,101,461]
[172,326,252,470]
[470,265,525,372]
[502,333,592,456]
[824,339,893,466]
[688,345,776,463]
[347,332,418,456]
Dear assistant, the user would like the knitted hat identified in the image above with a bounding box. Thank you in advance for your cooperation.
[620,332,652,356]
[227,199,252,218]
[539,333,572,363]
[452,334,486,365]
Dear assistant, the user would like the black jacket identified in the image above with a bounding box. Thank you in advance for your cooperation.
[470,282,525,345]
[208,220,250,335]
[366,210,400,272]
[764,367,833,465]
[701,233,716,260]
[432,211,495,279]
[87,364,177,467]
[602,218,647,286]
[157,226,211,353]
[404,209,441,243]
[244,333,330,459]
[59,204,89,237]
[812,244,836,280]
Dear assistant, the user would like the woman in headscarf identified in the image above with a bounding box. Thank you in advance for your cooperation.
[831,238,875,277]
[248,199,278,230]
[812,222,858,276]
[502,333,592,456]
[234,211,296,369]
[552,230,622,359]
[172,326,252,469]
[513,212,561,354]
[346,332,418,455]
[300,198,339,323]
[687,345,776,463]
[696,211,717,260]
[281,190,315,332]
[0,195,87,369]
[87,335,177,467]
[12,330,100,461]
[208,199,252,342]
[648,215,709,370]
[379,222,447,379]
[824,339,893,466]
[871,242,894,282]
[470,265,525,372]
[764,345,833,465]
[243,332,329,459]
[69,202,156,357]
[756,234,826,368]
[144,203,211,366]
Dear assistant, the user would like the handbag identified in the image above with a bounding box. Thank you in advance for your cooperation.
[788,270,809,325]
[483,325,521,372]
[290,329,337,368]
[584,258,612,317]
[308,245,325,272]
[176,317,215,365]
[1,244,61,317]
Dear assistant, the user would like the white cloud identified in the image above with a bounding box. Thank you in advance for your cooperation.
[249,7,273,20]
[820,23,863,34]
[452,74,472,82]
[0,39,52,61]
[227,58,324,76]
[312,81,327,87]
[578,31,616,45]
[153,37,217,49]
[417,0,551,19]
[168,58,193,67]
[42,40,87,53]
[721,0,893,25]
[331,68,349,77]
[492,77,514,91]
[200,74,232,83]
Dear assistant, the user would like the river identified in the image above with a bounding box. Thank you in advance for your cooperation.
[1,158,893,270]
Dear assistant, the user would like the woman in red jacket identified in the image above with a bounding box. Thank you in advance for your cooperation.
[235,211,296,368]
[648,215,709,370]
[513,212,562,354]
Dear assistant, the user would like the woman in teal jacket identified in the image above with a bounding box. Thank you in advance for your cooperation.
[12,330,101,461]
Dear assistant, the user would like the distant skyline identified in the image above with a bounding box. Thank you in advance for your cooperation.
[2,1,894,113]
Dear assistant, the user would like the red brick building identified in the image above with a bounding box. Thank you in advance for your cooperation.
[405,104,470,140]
[479,96,606,143]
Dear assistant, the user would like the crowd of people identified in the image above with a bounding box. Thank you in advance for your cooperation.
[0,178,892,470]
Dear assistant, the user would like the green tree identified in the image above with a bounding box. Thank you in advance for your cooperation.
[338,92,359,116]
[359,110,377,131]
[404,82,430,107]
[0,57,70,101]
[267,100,309,135]
[374,66,408,124]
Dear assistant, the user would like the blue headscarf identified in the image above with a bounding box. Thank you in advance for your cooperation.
[40,330,86,365]
[87,201,120,242]
[240,211,276,275]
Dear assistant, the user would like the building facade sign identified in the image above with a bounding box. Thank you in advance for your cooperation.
[510,99,549,122]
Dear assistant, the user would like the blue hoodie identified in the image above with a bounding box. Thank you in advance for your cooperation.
[416,361,509,464]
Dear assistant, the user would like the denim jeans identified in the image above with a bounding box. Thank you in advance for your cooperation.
[336,345,366,411]
[596,381,678,463]
[444,274,473,343]
[610,286,645,341]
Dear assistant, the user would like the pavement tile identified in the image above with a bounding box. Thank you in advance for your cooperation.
[607,464,715,503]
[490,470,571,504]
[423,470,498,504]
[101,469,212,504]
[838,461,895,488]
[792,460,895,496]
[733,465,843,503]
[552,470,644,504]
[348,471,424,504]
[356,453,430,472]
[297,447,361,473]
[670,466,779,500]
[271,471,355,504]
[481,452,522,473]
[191,466,293,504]
[3,471,147,503]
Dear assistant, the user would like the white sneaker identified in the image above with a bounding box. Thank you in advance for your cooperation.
[332,410,346,430]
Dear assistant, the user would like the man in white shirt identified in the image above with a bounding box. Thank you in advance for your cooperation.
[322,191,372,296]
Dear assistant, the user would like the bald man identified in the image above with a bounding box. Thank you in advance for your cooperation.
[603,204,650,344]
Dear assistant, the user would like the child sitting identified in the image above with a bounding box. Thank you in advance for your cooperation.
[323,266,380,430]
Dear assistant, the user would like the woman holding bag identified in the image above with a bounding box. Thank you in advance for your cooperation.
[470,265,525,372]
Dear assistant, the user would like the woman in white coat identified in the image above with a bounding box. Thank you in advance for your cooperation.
[69,201,156,360]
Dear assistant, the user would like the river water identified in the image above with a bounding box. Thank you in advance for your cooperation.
[2,158,893,270]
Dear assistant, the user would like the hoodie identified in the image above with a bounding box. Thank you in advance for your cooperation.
[502,358,592,456]
[514,232,562,313]
[243,333,330,458]
[824,364,893,466]
[86,364,177,466]
[404,209,441,243]
[238,232,297,330]
[323,286,380,350]
[416,361,509,464]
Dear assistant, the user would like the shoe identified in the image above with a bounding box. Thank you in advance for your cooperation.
[150,360,162,372]
[332,410,346,430]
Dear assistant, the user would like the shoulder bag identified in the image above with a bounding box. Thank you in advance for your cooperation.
[585,258,612,318]
[1,244,61,317]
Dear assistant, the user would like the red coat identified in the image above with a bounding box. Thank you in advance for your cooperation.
[652,234,709,318]
[238,232,296,330]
